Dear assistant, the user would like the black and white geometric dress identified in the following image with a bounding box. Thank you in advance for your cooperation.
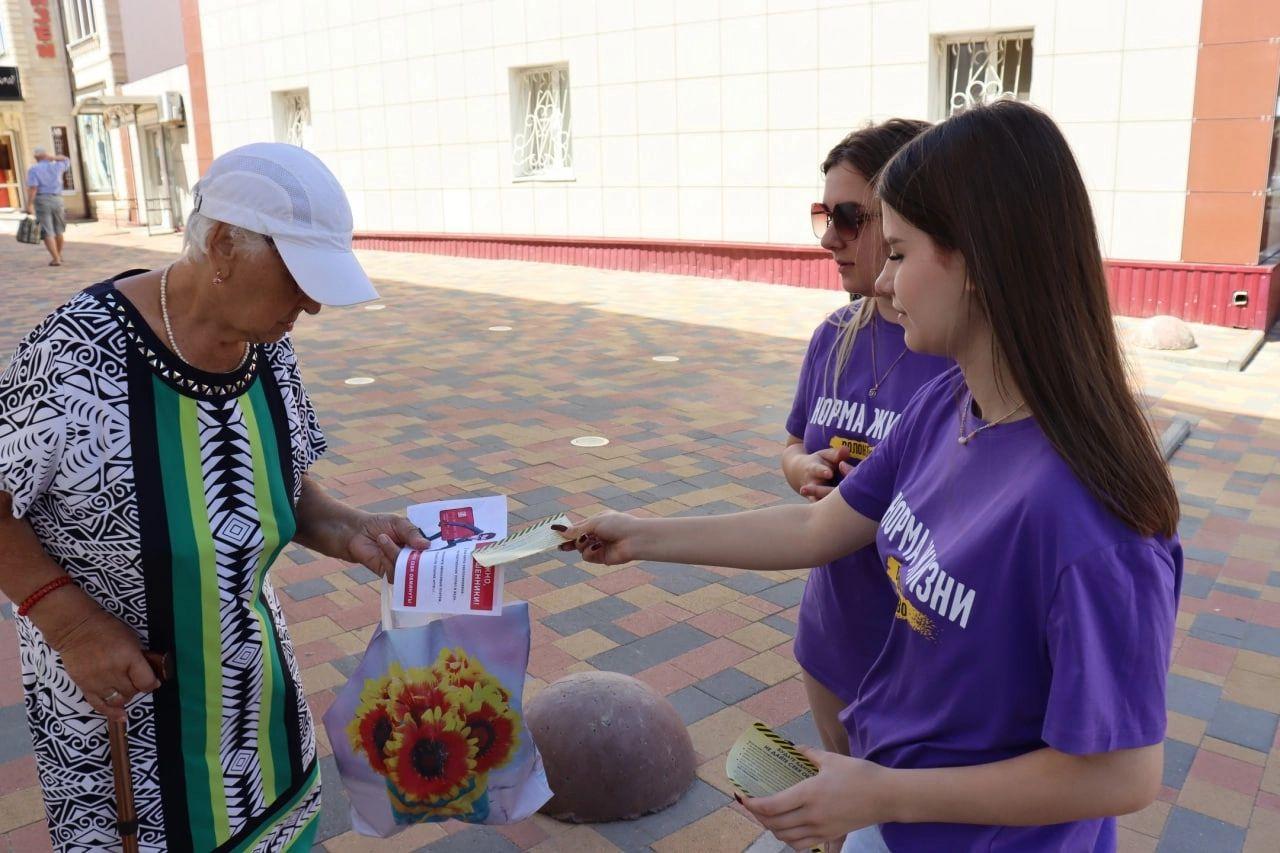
[0,275,327,852]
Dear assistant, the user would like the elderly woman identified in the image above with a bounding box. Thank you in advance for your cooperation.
[0,143,427,851]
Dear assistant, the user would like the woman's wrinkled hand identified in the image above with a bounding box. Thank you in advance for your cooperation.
[556,512,647,566]
[54,608,160,721]
[347,513,432,580]
[796,445,853,502]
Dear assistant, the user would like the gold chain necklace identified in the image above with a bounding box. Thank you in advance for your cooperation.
[958,391,1026,445]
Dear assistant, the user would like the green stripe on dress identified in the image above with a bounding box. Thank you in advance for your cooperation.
[153,379,231,849]
[239,384,296,803]
[228,761,321,853]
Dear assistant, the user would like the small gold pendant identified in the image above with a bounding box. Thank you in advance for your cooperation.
[868,387,878,398]
[958,435,969,445]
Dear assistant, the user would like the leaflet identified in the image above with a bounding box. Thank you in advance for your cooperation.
[473,514,571,568]
[390,498,572,618]
[391,544,504,616]
[725,722,819,799]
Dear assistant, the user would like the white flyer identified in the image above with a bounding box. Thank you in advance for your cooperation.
[390,544,504,617]
[389,498,572,620]
[406,495,508,552]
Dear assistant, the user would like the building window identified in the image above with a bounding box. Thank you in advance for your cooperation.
[62,0,98,43]
[511,64,573,181]
[272,89,311,149]
[77,114,113,192]
[937,32,1032,118]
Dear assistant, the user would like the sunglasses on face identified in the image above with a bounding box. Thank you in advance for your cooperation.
[811,202,879,242]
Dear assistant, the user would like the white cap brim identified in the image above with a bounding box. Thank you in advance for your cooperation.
[274,239,380,307]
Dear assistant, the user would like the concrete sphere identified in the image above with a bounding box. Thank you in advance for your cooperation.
[1127,315,1196,351]
[526,671,696,822]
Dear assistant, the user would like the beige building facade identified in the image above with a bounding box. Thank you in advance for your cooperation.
[61,0,197,230]
[0,0,87,217]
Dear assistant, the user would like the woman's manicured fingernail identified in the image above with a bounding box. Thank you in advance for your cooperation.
[559,542,575,551]
[551,524,567,532]
[588,543,601,552]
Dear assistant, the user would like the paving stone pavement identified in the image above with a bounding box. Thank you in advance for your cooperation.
[0,222,1278,852]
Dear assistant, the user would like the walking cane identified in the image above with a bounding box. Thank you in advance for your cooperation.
[109,650,173,853]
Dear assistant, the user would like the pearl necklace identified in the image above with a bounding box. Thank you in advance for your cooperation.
[160,266,249,371]
[958,392,1026,445]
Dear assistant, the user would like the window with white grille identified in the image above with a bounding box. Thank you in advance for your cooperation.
[272,89,312,149]
[510,64,573,181]
[62,0,98,42]
[937,32,1033,118]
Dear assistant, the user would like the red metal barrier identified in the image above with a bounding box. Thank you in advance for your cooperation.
[353,232,1280,331]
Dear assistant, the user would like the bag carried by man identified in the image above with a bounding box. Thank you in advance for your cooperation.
[16,216,41,245]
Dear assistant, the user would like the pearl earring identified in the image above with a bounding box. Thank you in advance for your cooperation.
[213,271,225,285]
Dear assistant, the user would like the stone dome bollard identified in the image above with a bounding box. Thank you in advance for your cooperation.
[526,671,696,822]
[1125,315,1196,351]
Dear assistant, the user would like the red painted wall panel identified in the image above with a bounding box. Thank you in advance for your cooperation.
[352,232,1280,331]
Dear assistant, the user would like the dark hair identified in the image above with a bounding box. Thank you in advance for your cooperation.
[822,119,933,179]
[820,119,932,394]
[875,100,1179,538]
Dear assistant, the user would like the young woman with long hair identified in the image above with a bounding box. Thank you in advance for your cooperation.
[783,121,948,807]
[559,100,1181,851]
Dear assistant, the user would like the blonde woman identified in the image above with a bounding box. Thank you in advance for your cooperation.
[782,123,949,797]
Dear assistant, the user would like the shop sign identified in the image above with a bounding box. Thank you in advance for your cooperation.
[0,67,20,101]
[31,0,56,58]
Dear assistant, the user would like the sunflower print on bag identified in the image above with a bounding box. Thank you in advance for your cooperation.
[346,648,522,823]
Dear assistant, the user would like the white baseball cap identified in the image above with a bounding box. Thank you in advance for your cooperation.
[192,142,378,306]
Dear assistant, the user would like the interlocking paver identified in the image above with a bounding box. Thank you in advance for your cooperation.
[1207,701,1280,753]
[1167,673,1224,720]
[697,669,769,705]
[668,686,728,725]
[1157,806,1247,852]
[2,223,1279,850]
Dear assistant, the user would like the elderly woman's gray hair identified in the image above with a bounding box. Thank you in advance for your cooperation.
[182,211,272,262]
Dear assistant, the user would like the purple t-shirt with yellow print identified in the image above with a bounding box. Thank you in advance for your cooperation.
[838,366,1181,852]
[786,304,949,704]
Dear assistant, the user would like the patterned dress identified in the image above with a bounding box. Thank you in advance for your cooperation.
[0,275,326,852]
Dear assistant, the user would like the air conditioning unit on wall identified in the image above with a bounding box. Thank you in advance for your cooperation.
[158,91,185,124]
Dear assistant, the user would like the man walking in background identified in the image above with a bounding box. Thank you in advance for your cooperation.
[25,147,71,266]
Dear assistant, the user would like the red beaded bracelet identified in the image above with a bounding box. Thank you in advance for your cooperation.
[17,576,74,618]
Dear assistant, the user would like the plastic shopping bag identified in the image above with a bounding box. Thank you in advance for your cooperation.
[322,601,552,836]
[16,216,41,245]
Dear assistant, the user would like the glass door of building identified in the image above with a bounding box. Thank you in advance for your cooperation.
[0,132,24,209]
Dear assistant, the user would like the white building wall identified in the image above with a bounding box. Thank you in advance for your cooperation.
[117,0,185,83]
[120,63,197,222]
[198,0,1203,262]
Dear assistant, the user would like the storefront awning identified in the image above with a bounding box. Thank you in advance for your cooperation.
[73,95,175,129]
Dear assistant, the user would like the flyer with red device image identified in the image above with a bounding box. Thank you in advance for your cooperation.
[390,497,570,618]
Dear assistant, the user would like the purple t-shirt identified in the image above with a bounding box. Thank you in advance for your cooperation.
[786,304,949,703]
[838,367,1181,851]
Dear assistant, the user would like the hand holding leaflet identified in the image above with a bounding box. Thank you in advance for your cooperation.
[390,502,572,617]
